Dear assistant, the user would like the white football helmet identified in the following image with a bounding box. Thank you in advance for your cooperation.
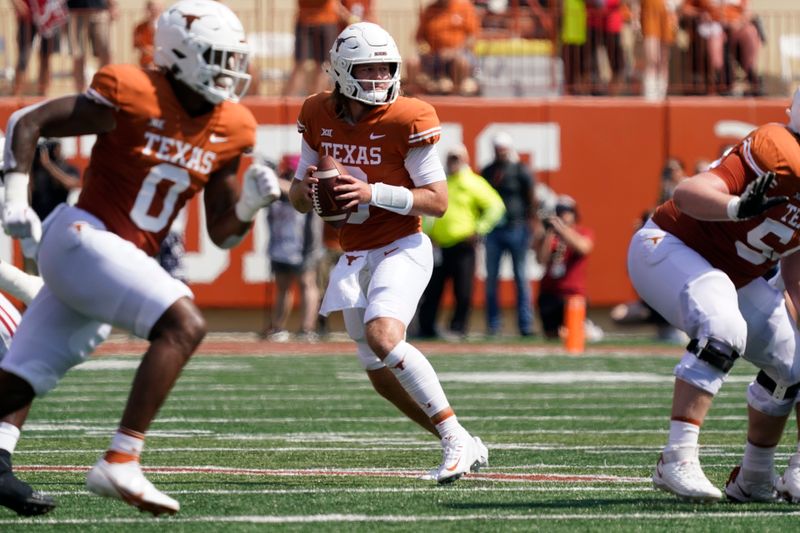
[328,22,401,106]
[154,0,251,104]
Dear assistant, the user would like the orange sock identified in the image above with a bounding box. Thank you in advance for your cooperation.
[104,450,139,464]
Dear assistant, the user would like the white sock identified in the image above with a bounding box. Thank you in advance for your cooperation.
[435,414,463,439]
[383,341,450,418]
[665,420,700,451]
[0,422,20,454]
[742,441,776,472]
[109,427,145,457]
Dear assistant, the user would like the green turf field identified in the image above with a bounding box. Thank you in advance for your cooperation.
[2,343,800,531]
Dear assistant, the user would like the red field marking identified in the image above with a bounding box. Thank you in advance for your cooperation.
[94,337,680,357]
[16,465,648,483]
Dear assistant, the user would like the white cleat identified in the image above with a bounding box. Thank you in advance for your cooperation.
[86,459,180,516]
[473,436,488,471]
[419,436,488,482]
[434,431,482,485]
[652,446,722,503]
[776,453,800,503]
[725,465,781,503]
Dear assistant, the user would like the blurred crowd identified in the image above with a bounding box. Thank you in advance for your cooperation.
[4,0,783,98]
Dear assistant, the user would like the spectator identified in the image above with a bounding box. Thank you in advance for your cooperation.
[680,0,727,94]
[534,194,595,339]
[282,0,339,97]
[67,0,116,92]
[481,132,537,337]
[266,155,323,342]
[133,0,163,69]
[640,0,678,100]
[721,0,762,96]
[30,139,80,223]
[339,0,374,30]
[587,0,626,95]
[417,144,506,340]
[11,0,66,96]
[659,156,687,203]
[560,0,589,95]
[406,0,479,96]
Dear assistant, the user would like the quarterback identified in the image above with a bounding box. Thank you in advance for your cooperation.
[0,0,278,516]
[628,88,800,503]
[289,22,487,484]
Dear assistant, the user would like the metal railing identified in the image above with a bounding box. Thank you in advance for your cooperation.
[0,3,798,98]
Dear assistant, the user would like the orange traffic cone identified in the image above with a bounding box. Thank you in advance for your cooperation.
[564,295,586,354]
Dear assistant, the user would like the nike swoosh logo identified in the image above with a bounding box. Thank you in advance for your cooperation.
[209,134,228,143]
[445,455,462,471]
[383,247,400,256]
[370,133,386,140]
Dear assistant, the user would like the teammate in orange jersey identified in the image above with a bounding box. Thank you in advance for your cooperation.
[0,0,279,516]
[628,88,800,504]
[289,22,487,484]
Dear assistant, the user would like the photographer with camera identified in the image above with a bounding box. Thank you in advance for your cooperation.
[533,194,595,340]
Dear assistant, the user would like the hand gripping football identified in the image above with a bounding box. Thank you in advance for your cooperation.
[312,155,352,228]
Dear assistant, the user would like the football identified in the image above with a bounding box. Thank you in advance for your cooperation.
[311,155,352,228]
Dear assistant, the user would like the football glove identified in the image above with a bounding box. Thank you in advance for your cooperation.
[1,172,41,242]
[234,163,281,222]
[727,171,789,221]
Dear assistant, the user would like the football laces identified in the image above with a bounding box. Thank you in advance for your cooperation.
[310,182,322,215]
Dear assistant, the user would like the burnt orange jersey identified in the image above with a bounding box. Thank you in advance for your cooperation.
[297,92,442,252]
[76,64,256,256]
[653,123,800,287]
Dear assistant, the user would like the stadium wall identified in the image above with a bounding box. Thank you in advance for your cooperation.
[0,97,789,308]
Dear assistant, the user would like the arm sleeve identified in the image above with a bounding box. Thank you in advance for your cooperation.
[404,145,446,187]
[294,138,320,182]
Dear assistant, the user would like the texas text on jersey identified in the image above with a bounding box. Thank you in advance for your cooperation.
[77,64,256,255]
[653,123,800,287]
[297,91,441,251]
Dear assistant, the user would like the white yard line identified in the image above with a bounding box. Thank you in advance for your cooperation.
[2,511,800,525]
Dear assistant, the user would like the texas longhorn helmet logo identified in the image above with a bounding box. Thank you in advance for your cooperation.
[180,12,205,30]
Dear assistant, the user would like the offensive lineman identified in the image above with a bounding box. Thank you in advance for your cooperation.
[289,22,487,484]
[628,88,800,503]
[0,0,279,515]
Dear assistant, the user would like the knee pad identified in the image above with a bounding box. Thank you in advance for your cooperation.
[686,337,740,372]
[674,337,740,395]
[747,370,800,417]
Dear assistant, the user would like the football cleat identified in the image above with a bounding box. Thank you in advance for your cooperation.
[473,436,489,471]
[652,446,722,502]
[420,436,488,482]
[0,451,56,516]
[776,453,800,502]
[86,458,179,516]
[435,431,483,485]
[725,465,781,503]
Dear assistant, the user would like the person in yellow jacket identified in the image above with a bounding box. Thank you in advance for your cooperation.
[417,144,505,339]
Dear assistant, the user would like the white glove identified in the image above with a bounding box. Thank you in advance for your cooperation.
[2,171,41,241]
[234,163,281,222]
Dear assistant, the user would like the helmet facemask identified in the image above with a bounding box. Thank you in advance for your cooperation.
[341,61,401,105]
